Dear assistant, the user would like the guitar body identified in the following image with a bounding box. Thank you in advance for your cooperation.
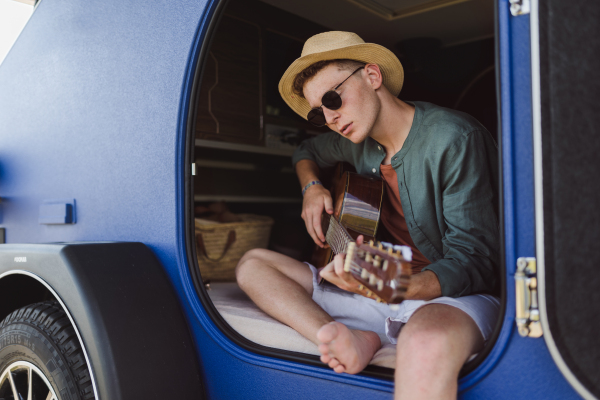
[309,164,411,304]
[311,165,385,268]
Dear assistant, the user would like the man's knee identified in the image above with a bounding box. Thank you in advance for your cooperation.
[396,305,482,364]
[235,248,273,286]
[236,249,314,294]
[398,318,454,362]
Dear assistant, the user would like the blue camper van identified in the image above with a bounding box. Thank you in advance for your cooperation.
[0,0,598,398]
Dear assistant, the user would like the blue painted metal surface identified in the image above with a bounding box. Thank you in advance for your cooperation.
[0,0,585,398]
[459,1,581,398]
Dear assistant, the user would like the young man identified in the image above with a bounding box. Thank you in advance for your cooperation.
[236,31,500,399]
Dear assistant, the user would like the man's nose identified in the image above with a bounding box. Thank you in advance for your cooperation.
[322,107,339,125]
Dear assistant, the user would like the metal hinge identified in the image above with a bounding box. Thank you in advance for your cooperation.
[509,0,530,16]
[515,257,543,337]
[191,163,196,176]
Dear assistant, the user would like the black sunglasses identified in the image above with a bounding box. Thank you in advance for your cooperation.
[306,66,365,127]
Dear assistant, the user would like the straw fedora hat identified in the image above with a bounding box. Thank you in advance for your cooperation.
[279,31,404,120]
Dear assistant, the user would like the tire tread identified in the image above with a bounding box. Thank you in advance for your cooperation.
[0,301,95,400]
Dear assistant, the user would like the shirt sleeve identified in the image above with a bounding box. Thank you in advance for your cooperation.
[291,131,352,169]
[422,130,500,297]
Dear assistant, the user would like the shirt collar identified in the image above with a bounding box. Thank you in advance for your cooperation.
[391,101,422,166]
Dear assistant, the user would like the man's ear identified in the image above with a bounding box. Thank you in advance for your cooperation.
[364,63,383,90]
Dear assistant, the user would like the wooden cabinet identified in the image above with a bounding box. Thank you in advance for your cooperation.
[195,0,328,148]
[196,15,262,145]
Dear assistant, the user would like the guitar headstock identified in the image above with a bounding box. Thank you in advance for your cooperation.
[343,240,412,304]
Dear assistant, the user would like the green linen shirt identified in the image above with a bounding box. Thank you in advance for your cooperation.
[292,101,499,298]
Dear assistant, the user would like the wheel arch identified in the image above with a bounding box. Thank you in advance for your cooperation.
[0,272,58,323]
[0,242,205,400]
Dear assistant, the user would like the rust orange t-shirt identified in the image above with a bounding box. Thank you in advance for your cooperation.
[379,163,430,273]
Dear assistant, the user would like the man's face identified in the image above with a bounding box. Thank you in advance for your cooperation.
[303,64,380,144]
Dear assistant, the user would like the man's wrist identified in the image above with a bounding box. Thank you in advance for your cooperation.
[302,180,323,196]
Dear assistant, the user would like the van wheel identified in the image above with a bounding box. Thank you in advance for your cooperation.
[0,301,95,400]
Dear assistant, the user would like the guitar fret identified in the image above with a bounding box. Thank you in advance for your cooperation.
[326,217,353,255]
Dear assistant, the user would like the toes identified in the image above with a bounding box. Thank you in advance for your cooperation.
[328,358,340,369]
[320,353,331,364]
[318,343,330,354]
[333,364,346,373]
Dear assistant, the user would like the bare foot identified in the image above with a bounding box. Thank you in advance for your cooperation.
[316,322,381,374]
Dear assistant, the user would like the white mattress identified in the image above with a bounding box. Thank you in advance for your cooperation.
[208,282,397,369]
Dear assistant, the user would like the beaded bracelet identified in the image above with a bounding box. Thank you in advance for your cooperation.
[302,180,322,196]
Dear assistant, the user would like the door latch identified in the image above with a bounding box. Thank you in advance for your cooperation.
[509,0,530,16]
[515,257,543,337]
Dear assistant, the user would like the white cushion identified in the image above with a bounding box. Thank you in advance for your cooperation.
[208,282,396,369]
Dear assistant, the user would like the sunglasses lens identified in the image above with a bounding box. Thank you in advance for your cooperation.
[307,108,327,126]
[322,91,342,110]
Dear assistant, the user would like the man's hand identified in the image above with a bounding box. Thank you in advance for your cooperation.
[301,184,334,248]
[319,236,371,297]
[319,253,369,296]
[319,235,443,301]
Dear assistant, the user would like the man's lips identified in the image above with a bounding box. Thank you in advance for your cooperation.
[341,122,353,135]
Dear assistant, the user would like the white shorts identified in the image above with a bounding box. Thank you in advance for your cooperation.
[308,264,500,345]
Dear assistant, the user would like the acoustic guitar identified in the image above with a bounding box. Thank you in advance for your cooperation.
[312,166,412,304]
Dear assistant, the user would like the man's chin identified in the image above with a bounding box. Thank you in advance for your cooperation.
[343,131,368,144]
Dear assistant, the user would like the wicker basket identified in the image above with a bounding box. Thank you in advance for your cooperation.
[195,214,274,281]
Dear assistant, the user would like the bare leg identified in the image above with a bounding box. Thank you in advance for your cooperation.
[235,249,333,343]
[394,304,484,400]
[236,249,381,372]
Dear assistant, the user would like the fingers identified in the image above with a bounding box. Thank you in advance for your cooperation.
[313,212,325,243]
[333,253,347,276]
[323,194,334,215]
[320,261,334,275]
[356,235,364,246]
[303,215,323,248]
[302,206,324,247]
[319,262,336,283]
[301,191,329,247]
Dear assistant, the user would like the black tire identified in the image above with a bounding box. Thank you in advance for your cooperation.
[0,301,95,400]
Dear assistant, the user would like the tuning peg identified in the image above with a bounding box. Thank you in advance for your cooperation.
[382,260,389,271]
[358,284,364,291]
[377,280,384,291]
[369,273,377,285]
[377,242,383,250]
[373,255,382,266]
[365,253,373,262]
[366,290,372,297]
[361,269,369,279]
[368,240,375,247]
[344,242,356,272]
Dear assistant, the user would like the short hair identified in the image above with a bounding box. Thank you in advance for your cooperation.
[292,59,366,99]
